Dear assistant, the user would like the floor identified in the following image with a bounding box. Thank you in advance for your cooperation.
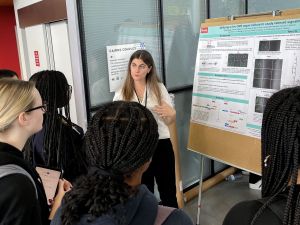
[183,174,261,225]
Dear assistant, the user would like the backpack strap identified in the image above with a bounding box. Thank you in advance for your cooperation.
[257,195,286,221]
[154,205,176,225]
[0,164,38,198]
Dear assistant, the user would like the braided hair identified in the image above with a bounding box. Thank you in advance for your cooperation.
[61,101,158,225]
[24,70,83,181]
[251,87,300,225]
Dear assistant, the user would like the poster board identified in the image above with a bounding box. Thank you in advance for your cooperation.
[188,9,300,174]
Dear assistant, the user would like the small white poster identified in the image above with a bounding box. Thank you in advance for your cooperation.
[106,43,145,92]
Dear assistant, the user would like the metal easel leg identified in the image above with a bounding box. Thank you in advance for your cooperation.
[196,155,204,225]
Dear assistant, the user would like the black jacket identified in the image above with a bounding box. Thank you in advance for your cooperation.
[29,115,85,182]
[0,142,49,225]
[222,190,295,225]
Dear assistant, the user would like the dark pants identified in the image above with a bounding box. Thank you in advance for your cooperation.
[142,138,178,208]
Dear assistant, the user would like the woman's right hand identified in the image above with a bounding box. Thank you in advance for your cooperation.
[153,100,176,125]
[57,179,72,197]
[49,179,72,220]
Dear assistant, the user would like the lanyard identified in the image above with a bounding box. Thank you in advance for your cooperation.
[134,86,147,108]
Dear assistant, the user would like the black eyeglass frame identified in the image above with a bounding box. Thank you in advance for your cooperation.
[25,103,47,113]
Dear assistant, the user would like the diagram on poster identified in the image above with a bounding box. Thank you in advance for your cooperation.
[107,43,145,92]
[191,19,300,138]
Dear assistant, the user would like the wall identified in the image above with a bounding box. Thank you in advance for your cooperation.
[13,0,42,80]
[0,6,21,77]
[13,0,87,129]
[248,0,300,13]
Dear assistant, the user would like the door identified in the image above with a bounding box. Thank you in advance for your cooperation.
[23,21,78,123]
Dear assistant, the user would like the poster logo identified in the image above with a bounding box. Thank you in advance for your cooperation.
[201,27,208,33]
[139,42,146,49]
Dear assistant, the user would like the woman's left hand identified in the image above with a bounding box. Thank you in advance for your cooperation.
[153,100,176,125]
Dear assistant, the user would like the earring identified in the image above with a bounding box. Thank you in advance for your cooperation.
[264,155,270,167]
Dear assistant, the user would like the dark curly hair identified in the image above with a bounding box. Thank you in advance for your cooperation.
[251,87,300,225]
[61,101,159,225]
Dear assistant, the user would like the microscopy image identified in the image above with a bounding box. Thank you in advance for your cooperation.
[259,40,281,51]
[272,69,282,79]
[255,59,264,68]
[255,96,269,113]
[272,59,283,70]
[253,59,282,90]
[253,78,262,88]
[270,80,281,90]
[227,53,248,67]
[254,68,272,79]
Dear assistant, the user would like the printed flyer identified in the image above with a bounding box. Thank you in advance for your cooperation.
[106,43,145,92]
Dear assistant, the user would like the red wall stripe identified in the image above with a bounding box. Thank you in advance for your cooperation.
[0,6,21,78]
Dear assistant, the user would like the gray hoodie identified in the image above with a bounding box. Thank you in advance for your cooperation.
[51,185,193,225]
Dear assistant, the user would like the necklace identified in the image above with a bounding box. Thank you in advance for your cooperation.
[134,86,147,107]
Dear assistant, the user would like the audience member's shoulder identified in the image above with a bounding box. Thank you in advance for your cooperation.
[163,208,193,225]
[223,200,262,225]
[0,174,37,202]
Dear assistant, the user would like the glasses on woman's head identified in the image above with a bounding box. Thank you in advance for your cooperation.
[25,102,47,113]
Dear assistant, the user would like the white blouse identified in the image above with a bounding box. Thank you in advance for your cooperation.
[113,83,173,139]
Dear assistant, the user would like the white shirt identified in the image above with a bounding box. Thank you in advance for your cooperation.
[113,83,172,139]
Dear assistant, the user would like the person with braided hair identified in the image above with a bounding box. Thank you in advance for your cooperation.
[223,86,300,225]
[24,70,85,182]
[113,50,178,208]
[50,101,192,225]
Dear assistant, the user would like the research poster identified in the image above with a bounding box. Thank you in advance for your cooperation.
[107,43,145,92]
[191,19,300,138]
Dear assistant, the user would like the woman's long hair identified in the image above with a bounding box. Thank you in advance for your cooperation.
[251,87,300,225]
[122,50,162,104]
[61,101,158,225]
[24,70,83,180]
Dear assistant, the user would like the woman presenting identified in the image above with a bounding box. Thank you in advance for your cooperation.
[113,50,178,207]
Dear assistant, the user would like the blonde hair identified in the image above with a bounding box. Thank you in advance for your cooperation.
[0,78,35,131]
[122,50,162,104]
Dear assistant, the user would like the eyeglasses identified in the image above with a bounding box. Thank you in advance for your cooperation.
[25,103,47,113]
